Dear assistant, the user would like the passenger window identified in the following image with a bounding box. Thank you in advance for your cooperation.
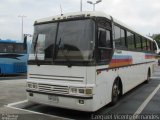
[120,29,126,47]
[150,41,153,51]
[114,26,121,46]
[114,25,126,48]
[146,40,150,51]
[127,31,135,50]
[153,42,157,52]
[135,35,142,50]
[142,38,146,50]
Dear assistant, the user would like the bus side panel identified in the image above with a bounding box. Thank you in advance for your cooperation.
[95,65,118,110]
[119,51,156,94]
[118,64,147,94]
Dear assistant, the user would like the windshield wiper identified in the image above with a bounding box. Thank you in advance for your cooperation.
[34,35,40,66]
[57,38,72,67]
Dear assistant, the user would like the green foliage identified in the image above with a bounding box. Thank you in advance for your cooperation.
[154,34,160,41]
[153,34,160,48]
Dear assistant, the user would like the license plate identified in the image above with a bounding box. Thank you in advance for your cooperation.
[48,95,59,103]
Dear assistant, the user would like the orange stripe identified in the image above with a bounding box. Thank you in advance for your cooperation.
[109,61,132,68]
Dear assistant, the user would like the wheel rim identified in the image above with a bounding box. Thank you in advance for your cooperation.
[113,82,120,97]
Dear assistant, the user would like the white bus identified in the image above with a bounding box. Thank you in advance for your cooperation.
[27,11,157,112]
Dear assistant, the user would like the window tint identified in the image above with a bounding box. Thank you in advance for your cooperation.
[33,23,57,60]
[150,41,153,51]
[127,31,135,50]
[56,19,95,61]
[99,30,107,47]
[153,42,157,51]
[142,38,146,50]
[98,29,111,48]
[106,30,111,46]
[149,41,151,50]
[135,35,142,50]
[146,40,150,51]
[98,28,112,62]
[120,29,126,47]
[99,49,112,61]
[114,26,126,48]
[0,43,25,53]
[114,26,121,46]
[97,17,111,30]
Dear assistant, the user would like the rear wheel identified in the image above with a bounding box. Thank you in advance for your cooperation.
[111,80,121,105]
[145,69,151,83]
[0,69,1,76]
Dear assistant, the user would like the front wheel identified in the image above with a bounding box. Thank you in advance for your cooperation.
[111,80,120,105]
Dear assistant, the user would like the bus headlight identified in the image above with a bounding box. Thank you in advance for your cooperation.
[69,87,93,96]
[27,83,33,88]
[85,88,92,95]
[27,83,37,89]
[78,89,85,94]
[70,88,78,94]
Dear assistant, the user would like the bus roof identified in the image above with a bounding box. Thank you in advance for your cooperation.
[0,39,16,43]
[35,11,111,23]
[35,11,154,42]
[0,39,22,43]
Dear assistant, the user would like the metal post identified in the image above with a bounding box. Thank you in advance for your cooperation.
[80,0,82,11]
[93,4,95,11]
[22,18,23,41]
[18,15,26,41]
[60,4,63,16]
[87,0,102,11]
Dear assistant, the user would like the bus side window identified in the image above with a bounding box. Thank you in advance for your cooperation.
[127,31,135,50]
[98,28,112,63]
[150,42,155,52]
[146,40,150,52]
[153,42,157,52]
[142,37,146,51]
[114,25,126,49]
[135,35,142,50]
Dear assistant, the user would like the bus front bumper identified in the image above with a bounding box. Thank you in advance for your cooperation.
[26,90,97,112]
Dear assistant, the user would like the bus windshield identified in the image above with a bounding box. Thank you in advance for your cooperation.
[0,43,26,54]
[32,19,95,63]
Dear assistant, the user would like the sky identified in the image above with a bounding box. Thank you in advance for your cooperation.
[0,0,160,41]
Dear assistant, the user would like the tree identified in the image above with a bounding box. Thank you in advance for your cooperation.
[153,34,160,48]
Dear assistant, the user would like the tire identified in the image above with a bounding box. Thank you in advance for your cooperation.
[0,69,2,76]
[145,69,151,84]
[111,80,121,105]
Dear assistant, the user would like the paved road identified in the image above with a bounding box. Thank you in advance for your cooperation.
[0,80,26,107]
[0,66,160,120]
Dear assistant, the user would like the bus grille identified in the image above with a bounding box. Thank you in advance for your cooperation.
[13,62,27,73]
[38,83,69,94]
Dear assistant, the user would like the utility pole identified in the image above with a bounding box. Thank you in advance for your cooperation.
[80,0,82,11]
[18,15,26,41]
[60,4,63,16]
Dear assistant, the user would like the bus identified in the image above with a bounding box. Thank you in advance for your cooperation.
[0,39,28,76]
[27,11,157,112]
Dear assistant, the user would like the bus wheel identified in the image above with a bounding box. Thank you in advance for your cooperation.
[111,80,120,105]
[145,69,151,84]
[0,69,2,77]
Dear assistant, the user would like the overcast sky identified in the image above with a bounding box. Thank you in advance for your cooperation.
[0,0,160,40]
